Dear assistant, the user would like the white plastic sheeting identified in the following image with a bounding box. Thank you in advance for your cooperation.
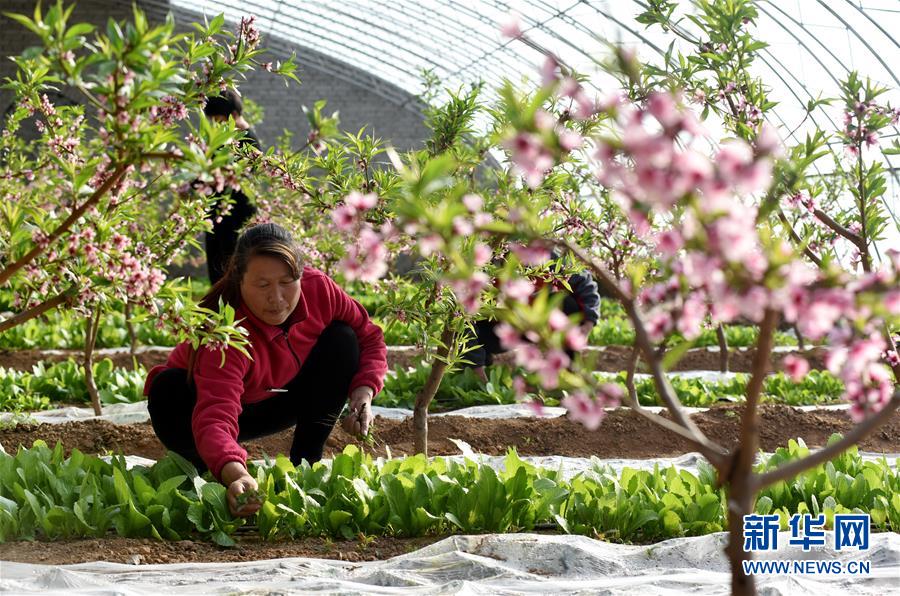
[1,532,897,595]
[0,401,857,427]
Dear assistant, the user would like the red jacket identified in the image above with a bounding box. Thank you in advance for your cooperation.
[143,266,387,479]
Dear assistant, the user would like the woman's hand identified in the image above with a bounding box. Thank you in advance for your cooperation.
[221,461,261,517]
[342,386,374,437]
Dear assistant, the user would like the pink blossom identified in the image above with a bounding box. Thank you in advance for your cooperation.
[496,323,523,350]
[647,91,681,129]
[541,55,560,87]
[462,193,484,213]
[512,376,528,398]
[756,123,783,157]
[503,279,534,303]
[524,399,546,416]
[677,296,707,340]
[534,110,555,131]
[538,349,571,389]
[883,290,900,315]
[453,216,474,236]
[473,243,491,267]
[345,191,378,211]
[331,204,356,231]
[715,141,754,184]
[655,229,683,257]
[548,309,570,331]
[419,234,443,256]
[505,132,554,188]
[451,271,489,313]
[565,326,588,351]
[558,129,583,151]
[515,344,545,371]
[500,13,523,39]
[783,355,810,382]
[474,213,494,227]
[646,309,673,342]
[884,350,899,368]
[562,391,606,430]
[737,287,768,322]
[708,209,760,263]
[510,242,550,265]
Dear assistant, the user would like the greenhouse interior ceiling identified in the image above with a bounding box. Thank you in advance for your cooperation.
[162,0,900,234]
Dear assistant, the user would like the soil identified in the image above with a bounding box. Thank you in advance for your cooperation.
[0,534,442,565]
[0,344,828,374]
[3,404,897,462]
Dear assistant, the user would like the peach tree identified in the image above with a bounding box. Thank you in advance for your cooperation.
[0,3,302,412]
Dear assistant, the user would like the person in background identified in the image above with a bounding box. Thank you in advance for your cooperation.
[144,223,387,517]
[203,89,261,284]
[464,255,602,381]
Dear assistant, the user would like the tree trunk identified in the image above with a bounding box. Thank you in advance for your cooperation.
[84,307,103,416]
[413,326,455,455]
[124,300,138,368]
[716,324,729,373]
[625,345,640,404]
[724,309,776,596]
[725,476,756,596]
[793,323,805,352]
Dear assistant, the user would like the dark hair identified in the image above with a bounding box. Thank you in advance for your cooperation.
[203,88,244,117]
[187,223,303,380]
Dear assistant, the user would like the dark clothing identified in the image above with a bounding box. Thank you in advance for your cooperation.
[205,129,260,284]
[147,321,359,474]
[563,271,602,325]
[464,270,601,368]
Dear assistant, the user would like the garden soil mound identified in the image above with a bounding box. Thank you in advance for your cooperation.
[0,345,829,373]
[2,404,897,461]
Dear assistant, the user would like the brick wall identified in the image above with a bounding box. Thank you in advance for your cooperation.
[0,0,429,151]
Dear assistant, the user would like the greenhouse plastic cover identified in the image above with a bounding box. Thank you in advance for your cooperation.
[1,531,897,595]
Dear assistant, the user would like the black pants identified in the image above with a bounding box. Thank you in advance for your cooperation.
[464,292,582,367]
[147,322,359,473]
[205,190,256,285]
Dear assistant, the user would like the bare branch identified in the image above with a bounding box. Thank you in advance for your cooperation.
[0,289,74,333]
[622,398,728,467]
[812,208,863,249]
[755,389,900,490]
[777,208,823,267]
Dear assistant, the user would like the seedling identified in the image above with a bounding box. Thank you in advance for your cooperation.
[235,487,266,509]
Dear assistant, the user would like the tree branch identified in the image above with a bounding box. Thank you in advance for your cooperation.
[0,289,75,333]
[624,396,729,465]
[754,389,900,490]
[553,237,721,453]
[812,208,863,249]
[777,208,823,267]
[0,164,128,287]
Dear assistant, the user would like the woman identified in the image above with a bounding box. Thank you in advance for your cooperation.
[144,223,387,517]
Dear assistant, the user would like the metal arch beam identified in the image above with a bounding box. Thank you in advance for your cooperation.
[366,0,528,76]
[844,0,899,50]
[362,0,527,91]
[815,0,900,87]
[133,0,426,109]
[266,2,425,78]
[627,0,829,145]
[183,0,421,86]
[295,2,470,78]
[263,37,419,109]
[758,1,899,183]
